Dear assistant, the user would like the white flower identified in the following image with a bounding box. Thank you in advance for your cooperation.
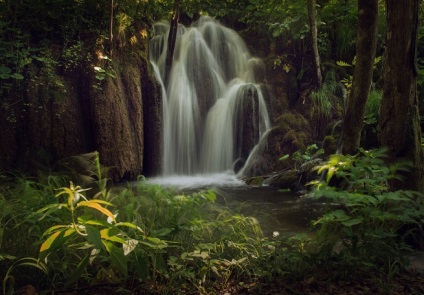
[107,213,119,224]
[272,231,280,238]
[123,239,139,256]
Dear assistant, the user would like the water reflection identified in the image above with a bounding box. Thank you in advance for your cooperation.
[148,174,324,237]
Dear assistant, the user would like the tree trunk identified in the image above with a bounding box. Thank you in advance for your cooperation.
[307,0,322,87]
[165,0,180,84]
[341,0,378,154]
[379,0,424,191]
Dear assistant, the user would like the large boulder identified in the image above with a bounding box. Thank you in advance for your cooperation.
[266,169,300,191]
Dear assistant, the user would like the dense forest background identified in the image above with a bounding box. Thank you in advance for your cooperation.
[1,1,424,294]
[1,0,424,186]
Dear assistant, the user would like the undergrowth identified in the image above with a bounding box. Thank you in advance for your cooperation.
[1,149,423,294]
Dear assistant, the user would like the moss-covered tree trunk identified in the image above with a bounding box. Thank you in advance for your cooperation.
[307,0,322,87]
[379,0,424,191]
[341,0,378,154]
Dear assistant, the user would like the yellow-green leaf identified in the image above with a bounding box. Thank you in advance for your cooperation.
[42,225,68,237]
[85,199,114,206]
[336,60,351,67]
[100,228,126,244]
[77,201,115,221]
[115,222,144,232]
[64,228,76,237]
[40,230,63,253]
[326,167,336,183]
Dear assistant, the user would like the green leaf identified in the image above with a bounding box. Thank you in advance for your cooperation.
[11,73,24,80]
[102,240,127,277]
[150,228,173,237]
[115,222,144,232]
[85,225,105,251]
[81,219,111,227]
[134,256,150,280]
[64,254,90,288]
[341,218,363,227]
[331,210,349,220]
[0,66,11,74]
[279,154,290,161]
[30,203,64,221]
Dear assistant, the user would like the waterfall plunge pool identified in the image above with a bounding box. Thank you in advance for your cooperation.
[148,173,325,237]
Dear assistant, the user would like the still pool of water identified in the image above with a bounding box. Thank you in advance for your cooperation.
[148,173,325,237]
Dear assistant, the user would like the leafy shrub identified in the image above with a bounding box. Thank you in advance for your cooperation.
[1,154,264,293]
[308,148,424,275]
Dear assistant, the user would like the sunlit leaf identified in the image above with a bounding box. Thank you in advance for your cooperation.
[77,201,115,221]
[100,228,126,244]
[326,166,336,183]
[39,229,67,258]
[42,225,68,238]
[336,60,351,67]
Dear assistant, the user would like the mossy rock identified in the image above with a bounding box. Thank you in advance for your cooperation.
[323,135,337,156]
[246,176,264,186]
[266,170,299,191]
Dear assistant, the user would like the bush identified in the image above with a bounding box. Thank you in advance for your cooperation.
[1,154,264,293]
[308,148,424,275]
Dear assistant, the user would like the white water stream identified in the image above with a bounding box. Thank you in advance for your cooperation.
[149,16,271,177]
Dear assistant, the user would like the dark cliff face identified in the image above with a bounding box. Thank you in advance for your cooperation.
[0,50,161,181]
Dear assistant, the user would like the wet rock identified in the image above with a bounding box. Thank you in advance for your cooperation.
[233,158,246,174]
[266,169,299,191]
[233,84,260,161]
[246,176,264,186]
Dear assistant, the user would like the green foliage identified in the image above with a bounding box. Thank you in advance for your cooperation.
[280,143,324,169]
[310,70,344,137]
[311,70,343,118]
[256,233,313,280]
[308,148,423,274]
[0,0,165,99]
[0,154,264,293]
[363,89,381,128]
[337,56,381,93]
[320,0,358,61]
[93,56,116,90]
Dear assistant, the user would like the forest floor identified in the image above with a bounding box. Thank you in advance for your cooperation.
[240,272,424,295]
[15,254,424,294]
[20,270,421,295]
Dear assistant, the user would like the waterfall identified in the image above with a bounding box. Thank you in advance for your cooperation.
[149,16,271,176]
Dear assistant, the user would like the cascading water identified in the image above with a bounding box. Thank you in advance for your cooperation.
[149,16,271,177]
